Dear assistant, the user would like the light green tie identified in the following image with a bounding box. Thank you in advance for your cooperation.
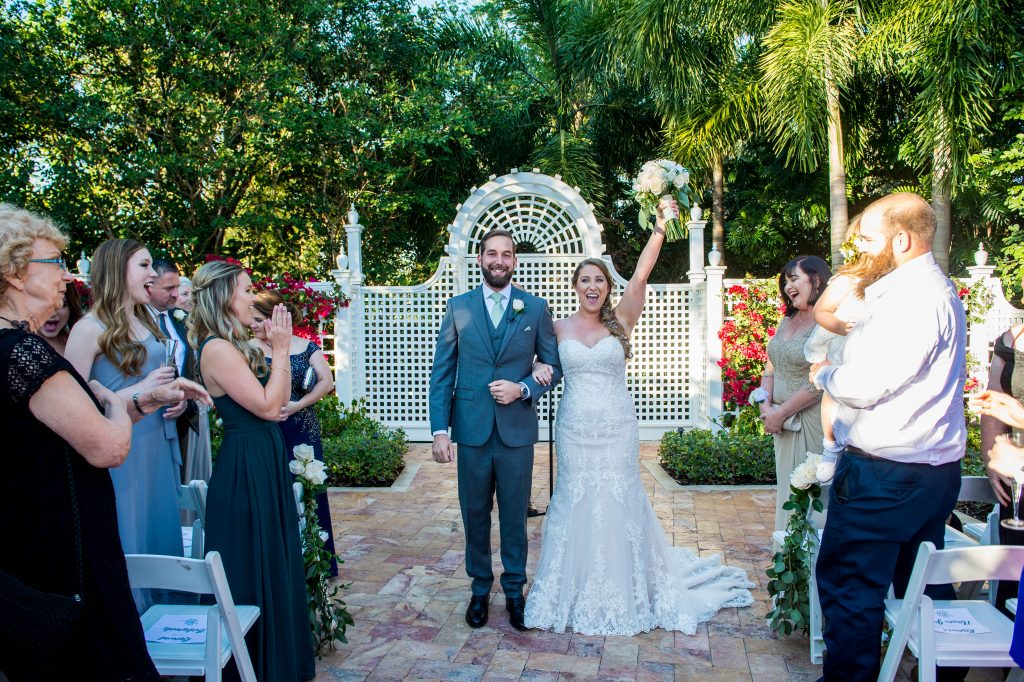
[489,292,504,328]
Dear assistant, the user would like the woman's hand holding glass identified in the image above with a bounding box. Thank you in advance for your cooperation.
[993,433,1024,529]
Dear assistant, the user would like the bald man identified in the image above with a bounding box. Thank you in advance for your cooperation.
[809,193,968,681]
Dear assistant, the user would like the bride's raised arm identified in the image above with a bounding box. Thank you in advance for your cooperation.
[614,199,674,333]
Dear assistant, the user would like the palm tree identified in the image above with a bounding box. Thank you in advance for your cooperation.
[758,0,859,264]
[862,0,1018,271]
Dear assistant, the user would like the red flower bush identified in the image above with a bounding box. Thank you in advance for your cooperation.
[255,272,349,343]
[719,280,782,408]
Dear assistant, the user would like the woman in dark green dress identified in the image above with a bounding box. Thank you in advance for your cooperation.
[188,260,315,681]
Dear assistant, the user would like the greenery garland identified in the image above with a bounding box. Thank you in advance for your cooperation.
[766,453,824,637]
[291,445,354,655]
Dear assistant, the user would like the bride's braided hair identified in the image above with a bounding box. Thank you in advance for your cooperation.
[573,258,632,360]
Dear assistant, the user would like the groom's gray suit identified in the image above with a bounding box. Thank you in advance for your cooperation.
[429,285,562,597]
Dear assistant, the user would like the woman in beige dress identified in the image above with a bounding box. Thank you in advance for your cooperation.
[758,255,831,531]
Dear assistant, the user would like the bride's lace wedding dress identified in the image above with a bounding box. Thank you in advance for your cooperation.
[524,335,754,636]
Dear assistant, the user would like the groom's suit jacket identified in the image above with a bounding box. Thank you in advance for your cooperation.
[429,286,562,448]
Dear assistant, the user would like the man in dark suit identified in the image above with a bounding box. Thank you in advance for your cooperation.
[429,229,562,631]
[149,258,199,476]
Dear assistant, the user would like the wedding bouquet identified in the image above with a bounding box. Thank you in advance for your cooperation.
[631,159,694,241]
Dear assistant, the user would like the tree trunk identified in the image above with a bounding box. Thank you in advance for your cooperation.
[932,141,953,273]
[712,154,725,262]
[826,76,848,267]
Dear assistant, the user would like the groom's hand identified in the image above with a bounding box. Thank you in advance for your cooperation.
[432,434,455,463]
[488,380,520,405]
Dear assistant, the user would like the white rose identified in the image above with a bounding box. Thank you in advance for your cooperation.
[656,159,677,172]
[173,309,187,321]
[289,460,305,476]
[293,444,315,463]
[512,299,524,313]
[672,170,690,188]
[641,160,660,174]
[304,460,327,485]
[637,169,667,195]
[790,452,823,490]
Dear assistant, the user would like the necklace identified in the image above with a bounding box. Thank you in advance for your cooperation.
[0,315,30,332]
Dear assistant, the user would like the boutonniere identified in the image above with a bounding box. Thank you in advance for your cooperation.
[172,309,187,322]
[509,298,526,320]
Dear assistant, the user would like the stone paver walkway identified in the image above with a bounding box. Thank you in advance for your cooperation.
[312,444,1001,681]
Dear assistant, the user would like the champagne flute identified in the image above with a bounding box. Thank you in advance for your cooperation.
[1001,431,1024,530]
[160,338,179,378]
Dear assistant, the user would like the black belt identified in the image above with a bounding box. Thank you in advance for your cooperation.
[843,446,885,461]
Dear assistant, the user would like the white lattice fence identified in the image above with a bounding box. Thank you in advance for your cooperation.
[358,262,458,430]
[330,171,714,440]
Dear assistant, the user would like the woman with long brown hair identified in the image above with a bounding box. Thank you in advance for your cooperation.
[189,260,315,681]
[65,239,186,600]
[252,289,338,575]
[524,198,753,636]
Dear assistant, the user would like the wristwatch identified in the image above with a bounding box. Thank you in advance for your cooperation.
[519,382,530,400]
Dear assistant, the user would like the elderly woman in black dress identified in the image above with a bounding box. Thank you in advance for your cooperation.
[0,204,210,680]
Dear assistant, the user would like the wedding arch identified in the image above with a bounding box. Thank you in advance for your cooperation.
[327,169,726,440]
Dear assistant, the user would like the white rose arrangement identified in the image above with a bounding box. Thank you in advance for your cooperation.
[631,159,694,241]
[289,443,353,652]
[789,452,822,490]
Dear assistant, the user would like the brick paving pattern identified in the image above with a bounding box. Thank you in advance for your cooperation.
[312,444,1002,681]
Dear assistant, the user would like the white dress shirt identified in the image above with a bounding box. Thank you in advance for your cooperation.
[815,252,966,464]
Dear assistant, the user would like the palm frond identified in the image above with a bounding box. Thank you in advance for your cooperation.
[759,0,859,172]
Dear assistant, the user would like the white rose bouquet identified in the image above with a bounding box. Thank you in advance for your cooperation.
[289,443,352,653]
[631,159,694,241]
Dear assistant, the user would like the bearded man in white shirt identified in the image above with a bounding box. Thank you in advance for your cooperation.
[809,192,967,681]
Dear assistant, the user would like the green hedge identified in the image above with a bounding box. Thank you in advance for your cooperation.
[659,427,776,485]
[317,397,407,487]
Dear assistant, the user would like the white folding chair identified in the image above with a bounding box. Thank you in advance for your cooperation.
[771,485,830,664]
[957,476,999,544]
[178,480,209,559]
[125,552,260,682]
[878,542,1024,682]
[946,476,1001,601]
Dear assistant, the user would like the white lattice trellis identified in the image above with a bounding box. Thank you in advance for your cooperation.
[330,170,720,440]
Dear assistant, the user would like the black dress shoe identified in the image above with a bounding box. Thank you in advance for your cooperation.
[465,595,488,628]
[506,594,528,631]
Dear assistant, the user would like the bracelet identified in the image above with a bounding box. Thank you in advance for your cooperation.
[131,391,148,416]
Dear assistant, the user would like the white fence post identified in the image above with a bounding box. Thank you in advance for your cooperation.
[687,205,706,284]
[331,205,365,406]
[705,263,726,431]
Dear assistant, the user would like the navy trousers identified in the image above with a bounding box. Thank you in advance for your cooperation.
[816,451,962,681]
[457,428,534,598]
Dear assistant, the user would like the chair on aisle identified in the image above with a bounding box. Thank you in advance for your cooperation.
[956,476,1000,545]
[878,542,1024,682]
[771,485,831,664]
[944,476,1001,601]
[125,551,259,682]
[178,480,209,560]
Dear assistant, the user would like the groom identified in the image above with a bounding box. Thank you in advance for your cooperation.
[429,228,562,630]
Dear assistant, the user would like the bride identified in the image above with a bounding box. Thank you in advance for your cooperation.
[524,198,754,636]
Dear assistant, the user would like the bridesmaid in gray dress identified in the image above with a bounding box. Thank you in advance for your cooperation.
[758,256,831,531]
[66,239,184,607]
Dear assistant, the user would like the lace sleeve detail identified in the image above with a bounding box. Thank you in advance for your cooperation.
[3,332,68,406]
